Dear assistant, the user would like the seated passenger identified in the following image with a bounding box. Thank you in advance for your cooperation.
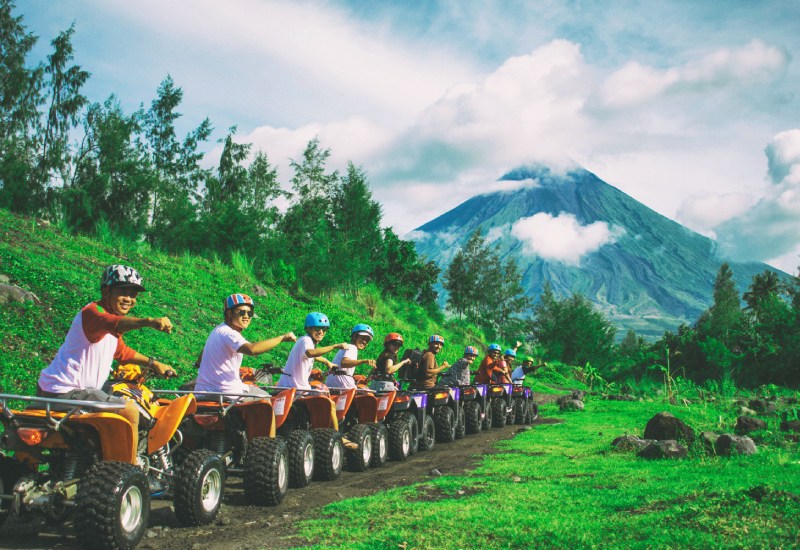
[276,312,348,390]
[325,324,377,389]
[439,346,478,386]
[414,335,449,390]
[368,332,411,392]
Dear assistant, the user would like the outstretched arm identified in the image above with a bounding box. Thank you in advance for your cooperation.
[239,332,297,356]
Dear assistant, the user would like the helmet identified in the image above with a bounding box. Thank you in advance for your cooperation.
[305,312,330,328]
[101,265,145,291]
[351,323,374,341]
[504,349,517,358]
[464,346,478,356]
[225,293,255,312]
[487,343,502,352]
[384,332,404,345]
[521,355,534,363]
[429,334,445,344]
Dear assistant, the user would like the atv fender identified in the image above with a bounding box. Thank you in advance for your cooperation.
[374,391,396,422]
[271,389,296,430]
[148,394,197,454]
[332,389,356,423]
[353,394,379,423]
[306,396,338,430]
[71,413,136,464]
[235,399,276,439]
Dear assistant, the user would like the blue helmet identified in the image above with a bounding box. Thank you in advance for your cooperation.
[464,346,478,356]
[504,349,517,358]
[487,343,502,352]
[429,334,445,344]
[351,323,374,341]
[305,312,330,328]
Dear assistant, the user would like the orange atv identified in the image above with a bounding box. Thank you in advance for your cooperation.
[172,370,288,507]
[106,364,225,525]
[1,391,149,549]
[251,365,345,487]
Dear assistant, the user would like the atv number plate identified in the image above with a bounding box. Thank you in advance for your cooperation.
[378,396,390,411]
[273,396,286,416]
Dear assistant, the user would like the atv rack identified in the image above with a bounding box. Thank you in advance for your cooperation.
[0,392,127,430]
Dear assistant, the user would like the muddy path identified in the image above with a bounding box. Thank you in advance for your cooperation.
[0,395,562,550]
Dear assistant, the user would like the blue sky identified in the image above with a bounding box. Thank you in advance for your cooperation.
[18,0,800,273]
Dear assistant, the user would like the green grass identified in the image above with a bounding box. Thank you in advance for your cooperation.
[0,207,487,395]
[287,398,800,549]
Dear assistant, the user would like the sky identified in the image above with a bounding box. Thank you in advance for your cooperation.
[18,0,800,274]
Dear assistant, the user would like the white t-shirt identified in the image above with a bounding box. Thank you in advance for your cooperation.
[195,323,249,394]
[277,335,315,390]
[511,366,526,382]
[325,344,357,389]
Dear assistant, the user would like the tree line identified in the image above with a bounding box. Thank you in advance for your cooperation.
[0,2,439,306]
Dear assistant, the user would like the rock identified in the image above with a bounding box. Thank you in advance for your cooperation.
[735,416,767,435]
[429,468,442,476]
[643,412,696,443]
[146,530,158,539]
[252,284,268,297]
[571,390,587,401]
[748,399,777,415]
[0,274,9,283]
[637,440,688,460]
[739,406,757,416]
[611,435,654,451]
[715,434,757,456]
[780,419,800,433]
[606,394,638,401]
[512,476,522,483]
[699,431,719,451]
[559,399,584,411]
[517,426,532,432]
[0,283,40,305]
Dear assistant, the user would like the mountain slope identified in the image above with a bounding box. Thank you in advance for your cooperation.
[411,165,783,338]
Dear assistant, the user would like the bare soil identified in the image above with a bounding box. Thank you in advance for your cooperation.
[0,396,562,550]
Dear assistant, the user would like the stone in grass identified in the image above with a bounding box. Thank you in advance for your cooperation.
[0,283,40,305]
[735,416,767,435]
[748,399,777,416]
[699,431,719,452]
[611,435,654,452]
[637,440,688,460]
[643,411,696,444]
[606,394,638,402]
[559,399,585,411]
[715,434,757,456]
[780,419,800,433]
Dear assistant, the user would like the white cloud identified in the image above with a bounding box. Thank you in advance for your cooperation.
[510,212,625,265]
[485,225,508,244]
[598,40,789,108]
[676,193,756,237]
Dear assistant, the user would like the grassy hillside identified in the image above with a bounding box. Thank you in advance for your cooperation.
[0,208,485,395]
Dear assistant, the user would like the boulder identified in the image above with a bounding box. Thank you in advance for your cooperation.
[748,399,777,416]
[637,440,688,460]
[252,284,268,297]
[559,399,584,411]
[643,411,695,443]
[699,431,719,452]
[606,395,638,402]
[0,283,40,305]
[735,416,767,435]
[715,434,757,456]
[779,419,800,433]
[739,406,757,416]
[611,435,654,451]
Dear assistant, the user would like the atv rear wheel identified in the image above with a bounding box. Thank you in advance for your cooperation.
[491,398,507,428]
[287,430,315,488]
[174,448,224,526]
[388,417,412,461]
[481,401,493,431]
[369,423,389,467]
[464,401,482,435]
[75,461,149,550]
[434,407,455,443]
[345,424,373,472]
[312,428,344,481]
[0,456,26,529]
[513,399,527,425]
[454,405,466,440]
[243,437,288,506]
[406,413,420,455]
[418,415,436,452]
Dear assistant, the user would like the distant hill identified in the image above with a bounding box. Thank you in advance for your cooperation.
[411,165,785,338]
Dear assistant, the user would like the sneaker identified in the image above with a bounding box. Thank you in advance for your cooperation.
[342,437,359,451]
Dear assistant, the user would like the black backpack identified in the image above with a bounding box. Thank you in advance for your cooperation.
[397,348,425,381]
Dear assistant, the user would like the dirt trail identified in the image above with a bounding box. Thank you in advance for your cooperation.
[0,395,562,550]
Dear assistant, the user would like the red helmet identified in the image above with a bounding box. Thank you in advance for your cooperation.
[384,332,404,345]
[224,293,254,312]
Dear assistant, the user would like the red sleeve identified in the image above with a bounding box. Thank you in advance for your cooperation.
[81,302,124,343]
[114,334,137,364]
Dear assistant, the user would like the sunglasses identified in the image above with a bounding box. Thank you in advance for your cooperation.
[235,309,254,318]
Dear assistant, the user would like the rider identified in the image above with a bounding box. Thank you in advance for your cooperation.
[493,348,517,384]
[368,332,411,392]
[37,264,174,452]
[194,293,296,398]
[473,343,503,384]
[325,323,377,389]
[439,346,478,386]
[277,312,348,391]
[415,335,449,389]
[512,356,545,382]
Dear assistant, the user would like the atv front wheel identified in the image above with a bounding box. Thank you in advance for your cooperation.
[405,413,420,455]
[174,449,225,526]
[345,424,373,472]
[75,461,149,550]
[243,437,288,506]
[287,430,315,488]
[369,423,389,467]
[418,415,436,452]
[312,428,344,481]
[388,417,411,461]
[464,401,482,435]
[434,407,455,443]
[491,398,507,428]
[454,405,466,440]
[481,401,493,431]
